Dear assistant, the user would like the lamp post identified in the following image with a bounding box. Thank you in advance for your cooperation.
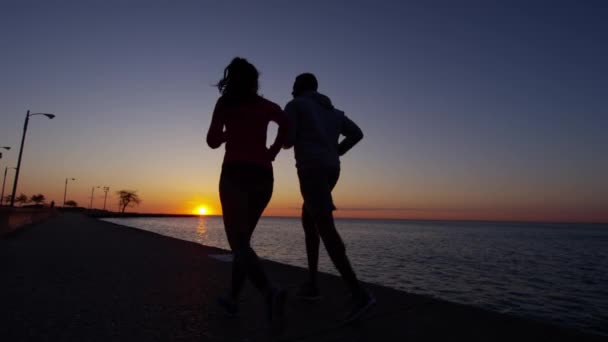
[90,186,100,209]
[1,167,16,206]
[63,178,76,206]
[102,186,110,211]
[10,110,56,207]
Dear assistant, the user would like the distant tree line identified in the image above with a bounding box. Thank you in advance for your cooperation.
[3,190,142,213]
[2,193,48,206]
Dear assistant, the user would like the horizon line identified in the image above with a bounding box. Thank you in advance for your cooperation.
[97,211,608,225]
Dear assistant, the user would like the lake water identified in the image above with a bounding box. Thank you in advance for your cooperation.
[101,216,608,336]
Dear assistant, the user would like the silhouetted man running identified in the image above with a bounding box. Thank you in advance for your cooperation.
[284,73,375,322]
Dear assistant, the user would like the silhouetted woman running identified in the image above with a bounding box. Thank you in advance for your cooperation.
[206,57,288,332]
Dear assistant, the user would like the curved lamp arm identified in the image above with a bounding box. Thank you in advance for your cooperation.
[29,113,55,119]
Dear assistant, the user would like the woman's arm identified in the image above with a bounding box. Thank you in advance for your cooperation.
[206,98,226,149]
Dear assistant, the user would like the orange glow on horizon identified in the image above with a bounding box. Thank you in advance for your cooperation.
[22,182,606,223]
[193,206,209,216]
[115,201,607,223]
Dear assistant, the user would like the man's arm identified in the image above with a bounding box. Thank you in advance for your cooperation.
[282,101,298,149]
[338,115,363,156]
[267,104,290,160]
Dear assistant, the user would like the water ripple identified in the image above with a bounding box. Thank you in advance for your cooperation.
[102,217,608,336]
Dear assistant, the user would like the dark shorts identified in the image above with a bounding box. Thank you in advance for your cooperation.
[297,166,340,218]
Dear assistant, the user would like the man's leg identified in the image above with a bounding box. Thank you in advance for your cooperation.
[299,167,361,295]
[300,166,375,319]
[314,210,362,297]
[316,210,375,322]
[301,205,320,285]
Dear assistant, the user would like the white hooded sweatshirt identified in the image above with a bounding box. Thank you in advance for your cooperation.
[284,91,363,169]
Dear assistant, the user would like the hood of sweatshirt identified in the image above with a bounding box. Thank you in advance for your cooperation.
[301,91,334,109]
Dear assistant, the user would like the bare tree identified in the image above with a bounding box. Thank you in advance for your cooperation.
[65,200,78,207]
[30,194,46,205]
[117,190,141,213]
[15,193,29,206]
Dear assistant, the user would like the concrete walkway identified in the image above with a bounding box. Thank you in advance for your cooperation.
[0,213,602,341]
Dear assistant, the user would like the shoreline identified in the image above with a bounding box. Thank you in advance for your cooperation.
[101,215,606,337]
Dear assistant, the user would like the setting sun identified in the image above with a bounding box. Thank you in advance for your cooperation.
[195,206,209,216]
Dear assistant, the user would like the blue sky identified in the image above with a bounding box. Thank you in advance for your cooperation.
[0,0,606,221]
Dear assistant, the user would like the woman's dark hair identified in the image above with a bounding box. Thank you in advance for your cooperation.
[217,57,259,102]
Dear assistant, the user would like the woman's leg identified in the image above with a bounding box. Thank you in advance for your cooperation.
[241,173,273,294]
[220,166,274,298]
[220,170,255,300]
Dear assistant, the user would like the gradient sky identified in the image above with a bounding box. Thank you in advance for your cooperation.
[1,0,606,222]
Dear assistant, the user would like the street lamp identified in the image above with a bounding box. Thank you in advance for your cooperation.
[63,178,76,206]
[10,110,56,207]
[1,167,17,206]
[90,186,100,209]
[102,186,110,211]
[0,146,12,206]
[0,146,10,159]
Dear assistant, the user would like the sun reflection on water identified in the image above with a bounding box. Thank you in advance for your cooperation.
[196,216,209,244]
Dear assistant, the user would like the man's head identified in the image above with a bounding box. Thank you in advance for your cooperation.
[292,73,318,97]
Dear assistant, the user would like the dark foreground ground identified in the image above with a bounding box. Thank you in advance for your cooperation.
[0,213,603,341]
